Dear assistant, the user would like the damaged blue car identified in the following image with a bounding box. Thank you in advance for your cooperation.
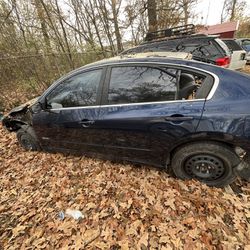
[2,54,250,187]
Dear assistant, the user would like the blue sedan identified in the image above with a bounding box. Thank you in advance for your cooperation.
[2,55,250,187]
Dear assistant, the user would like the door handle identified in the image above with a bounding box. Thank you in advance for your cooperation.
[79,119,95,128]
[164,116,193,122]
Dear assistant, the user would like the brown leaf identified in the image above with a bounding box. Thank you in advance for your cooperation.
[137,232,149,250]
[12,225,27,238]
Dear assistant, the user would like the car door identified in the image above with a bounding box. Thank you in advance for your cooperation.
[32,68,106,155]
[97,64,207,166]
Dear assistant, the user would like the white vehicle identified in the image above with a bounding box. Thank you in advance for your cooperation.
[223,39,247,70]
[235,38,250,63]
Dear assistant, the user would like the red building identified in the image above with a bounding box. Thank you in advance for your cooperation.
[198,21,239,38]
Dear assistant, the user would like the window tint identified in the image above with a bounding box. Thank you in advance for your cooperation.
[47,69,102,108]
[242,40,250,52]
[242,40,250,46]
[223,40,243,51]
[122,38,224,61]
[108,66,177,104]
[189,41,221,59]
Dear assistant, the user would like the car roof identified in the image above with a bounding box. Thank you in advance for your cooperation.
[77,54,225,75]
[81,54,203,69]
[85,52,192,67]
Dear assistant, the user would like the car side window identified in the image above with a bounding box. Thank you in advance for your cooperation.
[242,40,250,51]
[179,70,212,100]
[108,66,177,104]
[46,69,102,108]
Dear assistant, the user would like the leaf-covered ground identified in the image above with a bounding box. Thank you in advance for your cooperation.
[0,125,250,249]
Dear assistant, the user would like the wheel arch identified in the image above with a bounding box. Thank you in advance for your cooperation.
[169,140,240,187]
[3,119,28,132]
[165,134,241,167]
[16,125,41,151]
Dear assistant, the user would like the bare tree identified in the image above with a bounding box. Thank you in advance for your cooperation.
[33,0,51,53]
[147,0,157,32]
[221,0,247,22]
[110,0,123,52]
[179,0,197,25]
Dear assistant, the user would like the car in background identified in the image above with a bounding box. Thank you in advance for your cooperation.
[2,53,250,187]
[222,39,246,70]
[122,35,232,68]
[235,38,250,63]
[121,25,232,69]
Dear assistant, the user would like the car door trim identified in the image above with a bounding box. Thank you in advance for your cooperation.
[48,98,206,111]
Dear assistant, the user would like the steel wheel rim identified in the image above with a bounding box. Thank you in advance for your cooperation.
[21,137,33,150]
[184,154,226,181]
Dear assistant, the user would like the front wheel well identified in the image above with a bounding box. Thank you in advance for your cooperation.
[4,120,27,132]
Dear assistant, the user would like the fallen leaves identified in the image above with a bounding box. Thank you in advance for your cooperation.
[0,124,250,249]
[11,225,27,238]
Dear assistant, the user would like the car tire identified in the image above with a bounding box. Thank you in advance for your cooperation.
[17,128,40,151]
[171,142,240,187]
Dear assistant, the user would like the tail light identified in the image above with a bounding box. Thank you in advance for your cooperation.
[215,56,231,68]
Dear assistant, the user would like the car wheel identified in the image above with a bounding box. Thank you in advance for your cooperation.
[17,128,40,151]
[171,142,240,187]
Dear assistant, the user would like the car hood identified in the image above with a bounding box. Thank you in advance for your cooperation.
[8,97,39,116]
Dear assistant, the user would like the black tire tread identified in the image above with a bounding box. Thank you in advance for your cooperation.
[16,128,40,151]
[171,141,239,187]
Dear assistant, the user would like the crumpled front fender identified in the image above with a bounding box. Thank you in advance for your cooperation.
[1,97,39,132]
[2,115,28,132]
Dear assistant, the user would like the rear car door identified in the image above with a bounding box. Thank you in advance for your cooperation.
[32,68,106,155]
[97,63,208,166]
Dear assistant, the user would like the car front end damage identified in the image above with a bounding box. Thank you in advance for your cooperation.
[2,97,38,132]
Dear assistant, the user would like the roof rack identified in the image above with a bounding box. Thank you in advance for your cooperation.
[145,24,196,42]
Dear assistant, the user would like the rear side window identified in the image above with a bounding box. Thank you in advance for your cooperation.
[242,40,250,51]
[223,40,243,51]
[122,38,224,61]
[108,66,177,104]
[190,40,221,59]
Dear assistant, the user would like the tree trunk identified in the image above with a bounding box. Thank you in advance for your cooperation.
[110,0,123,53]
[54,0,74,69]
[182,0,189,25]
[33,0,51,53]
[230,0,237,21]
[147,0,157,32]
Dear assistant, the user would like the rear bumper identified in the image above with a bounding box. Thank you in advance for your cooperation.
[235,155,250,181]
